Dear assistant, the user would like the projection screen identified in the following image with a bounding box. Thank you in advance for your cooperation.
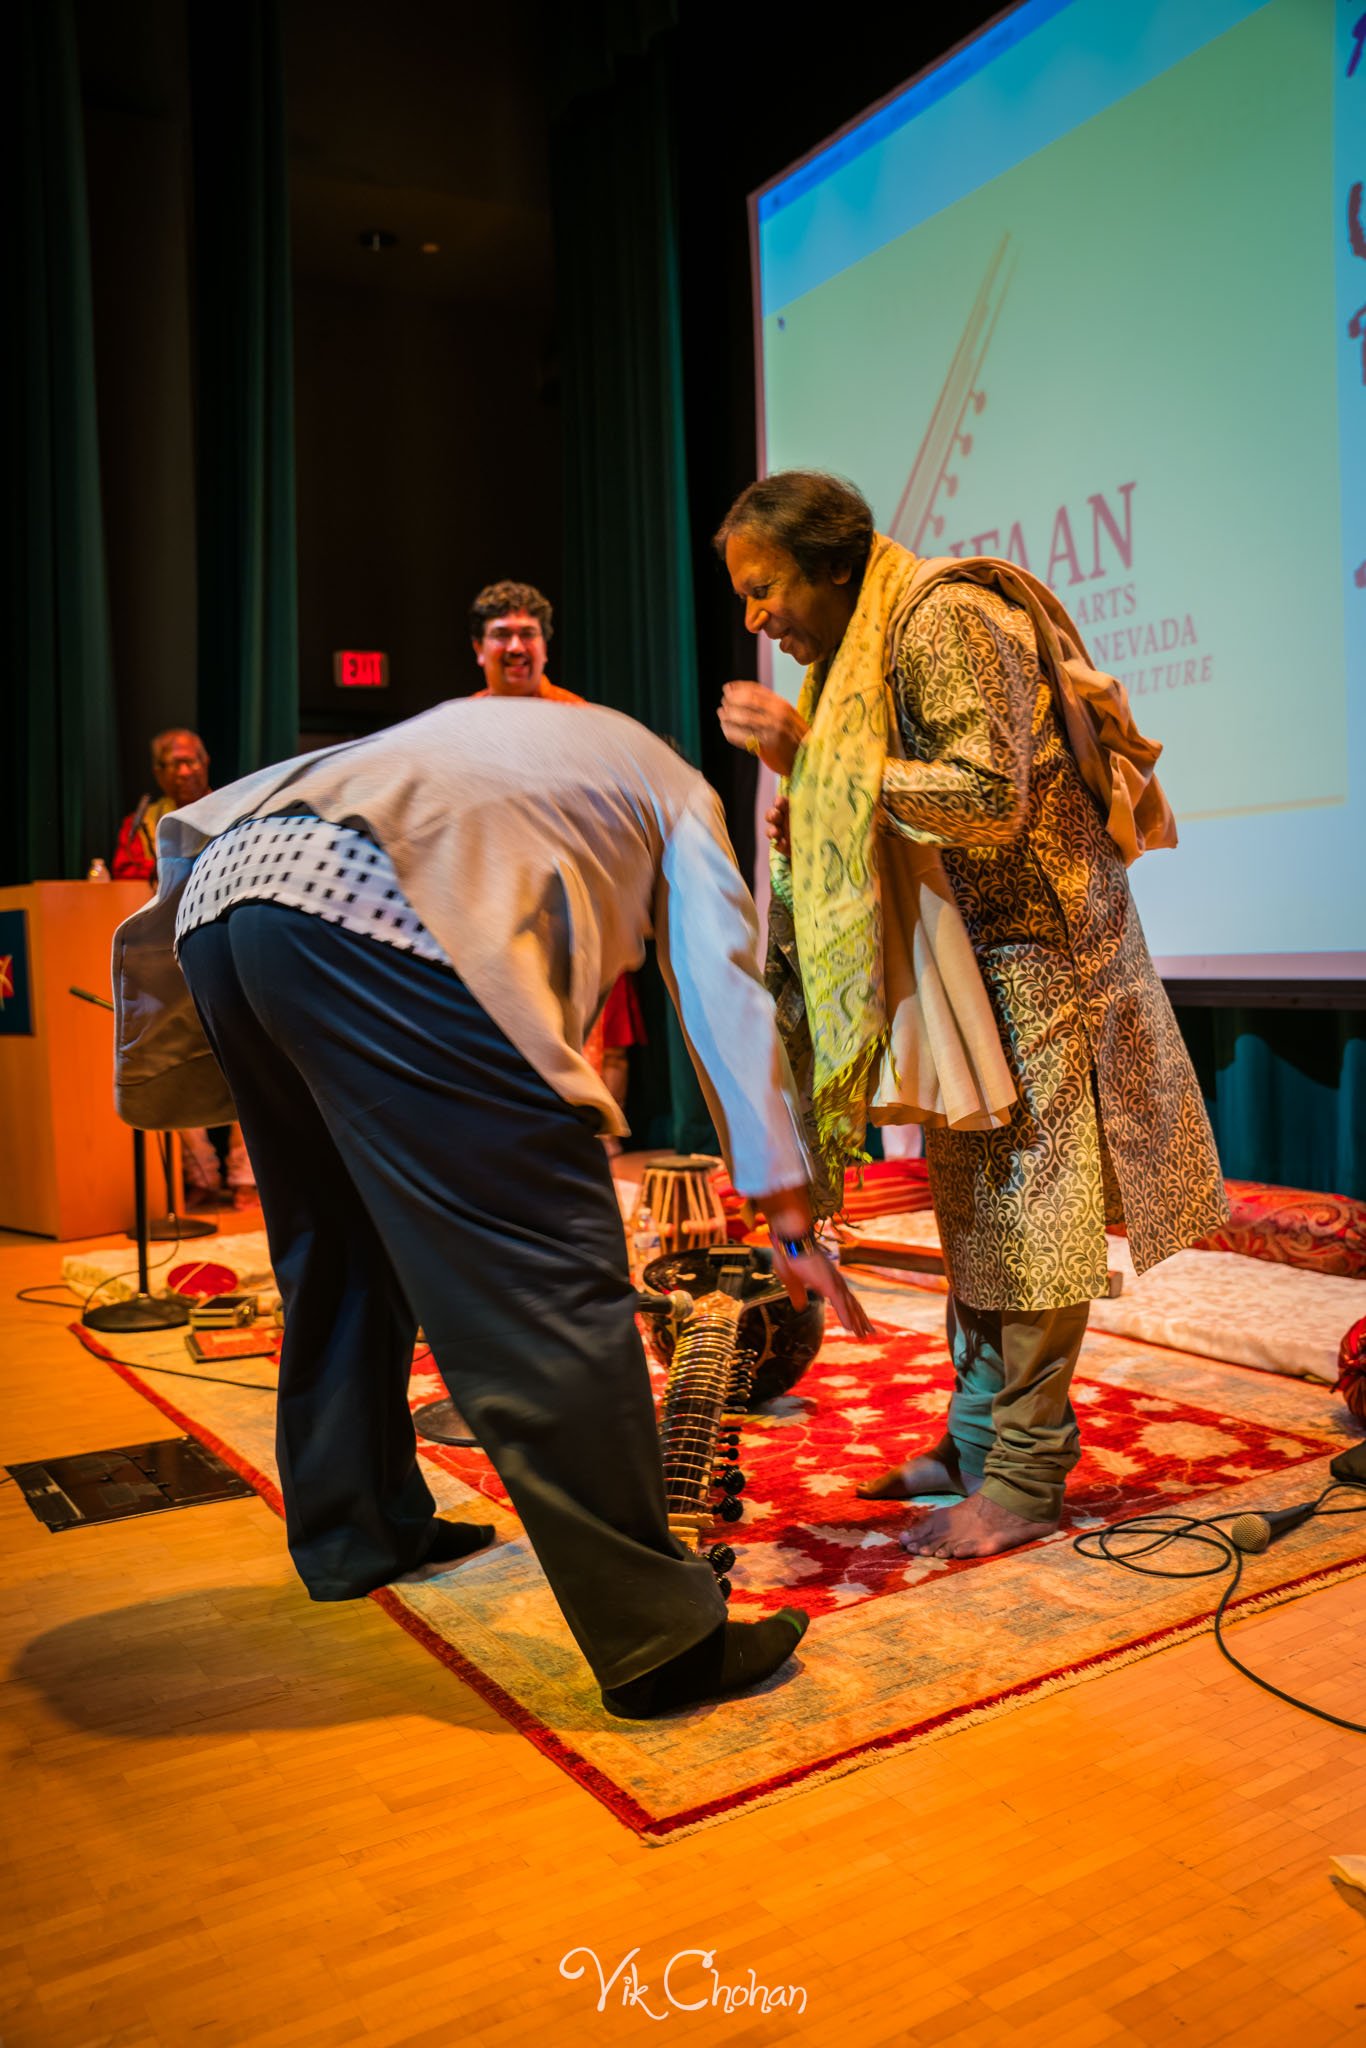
[751,0,1366,984]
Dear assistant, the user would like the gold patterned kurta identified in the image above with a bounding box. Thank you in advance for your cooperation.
[881,581,1226,1311]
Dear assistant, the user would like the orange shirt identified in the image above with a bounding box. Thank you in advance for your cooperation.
[469,678,585,704]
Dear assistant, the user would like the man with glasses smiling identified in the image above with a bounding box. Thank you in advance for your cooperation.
[467,580,582,702]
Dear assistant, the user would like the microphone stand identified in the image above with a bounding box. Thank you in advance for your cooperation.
[69,987,191,1333]
[144,1131,218,1243]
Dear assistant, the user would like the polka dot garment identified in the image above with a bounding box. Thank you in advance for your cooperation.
[175,813,452,968]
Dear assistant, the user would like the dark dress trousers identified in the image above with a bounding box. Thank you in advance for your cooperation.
[180,903,726,1689]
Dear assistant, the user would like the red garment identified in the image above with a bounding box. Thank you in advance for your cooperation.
[1337,1318,1366,1423]
[471,677,643,1054]
[472,674,641,1061]
[111,797,172,882]
[601,971,645,1049]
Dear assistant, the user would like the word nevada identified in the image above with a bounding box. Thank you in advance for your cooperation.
[560,1946,808,2018]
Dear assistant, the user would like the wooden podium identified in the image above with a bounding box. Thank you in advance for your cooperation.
[0,881,150,1239]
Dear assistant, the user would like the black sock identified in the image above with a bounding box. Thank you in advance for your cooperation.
[602,1609,809,1719]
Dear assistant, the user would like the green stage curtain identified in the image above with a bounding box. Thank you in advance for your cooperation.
[552,11,713,1153]
[1175,1007,1366,1201]
[5,0,120,883]
[550,28,700,764]
[188,1,298,785]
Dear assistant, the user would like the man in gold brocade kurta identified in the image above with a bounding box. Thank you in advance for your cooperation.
[717,471,1227,1559]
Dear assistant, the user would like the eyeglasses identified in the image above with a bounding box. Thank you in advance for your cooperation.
[484,625,544,645]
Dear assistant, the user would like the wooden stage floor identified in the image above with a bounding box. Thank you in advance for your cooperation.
[2,1220,1364,2047]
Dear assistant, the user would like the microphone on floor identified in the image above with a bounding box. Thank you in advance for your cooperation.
[1227,1500,1318,1554]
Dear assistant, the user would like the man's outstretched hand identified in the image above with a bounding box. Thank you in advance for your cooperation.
[771,1239,875,1336]
[757,1185,874,1336]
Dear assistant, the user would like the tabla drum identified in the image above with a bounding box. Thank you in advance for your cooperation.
[637,1153,729,1255]
[640,1243,824,1407]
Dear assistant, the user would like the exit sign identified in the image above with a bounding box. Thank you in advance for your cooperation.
[333,650,389,689]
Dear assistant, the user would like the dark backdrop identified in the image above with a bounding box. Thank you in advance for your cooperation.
[292,284,560,741]
[670,1,1003,869]
[13,0,1362,1191]
[67,0,563,794]
[80,0,197,809]
[285,0,562,743]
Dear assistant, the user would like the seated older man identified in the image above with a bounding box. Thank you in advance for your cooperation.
[113,727,212,882]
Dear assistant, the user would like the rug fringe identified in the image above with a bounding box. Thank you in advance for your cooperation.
[640,1553,1366,1844]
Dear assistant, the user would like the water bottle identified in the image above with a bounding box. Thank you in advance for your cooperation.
[630,1205,662,1287]
[86,857,110,881]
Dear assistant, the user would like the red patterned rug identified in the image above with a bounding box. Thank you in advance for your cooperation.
[416,1328,1337,1618]
[71,1297,1366,1843]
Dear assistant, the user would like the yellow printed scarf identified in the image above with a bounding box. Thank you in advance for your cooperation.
[777,537,919,1175]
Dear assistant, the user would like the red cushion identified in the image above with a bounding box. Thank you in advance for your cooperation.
[165,1259,240,1298]
[837,1159,933,1223]
[1193,1181,1366,1279]
[711,1158,932,1232]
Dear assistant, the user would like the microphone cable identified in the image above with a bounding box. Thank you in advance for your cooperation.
[1073,1481,1366,1735]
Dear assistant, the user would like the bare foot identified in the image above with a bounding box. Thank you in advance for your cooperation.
[857,1441,980,1502]
[899,1491,1057,1559]
[232,1186,260,1211]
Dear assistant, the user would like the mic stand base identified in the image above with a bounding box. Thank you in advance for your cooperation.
[84,1293,192,1334]
[413,1398,480,1449]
